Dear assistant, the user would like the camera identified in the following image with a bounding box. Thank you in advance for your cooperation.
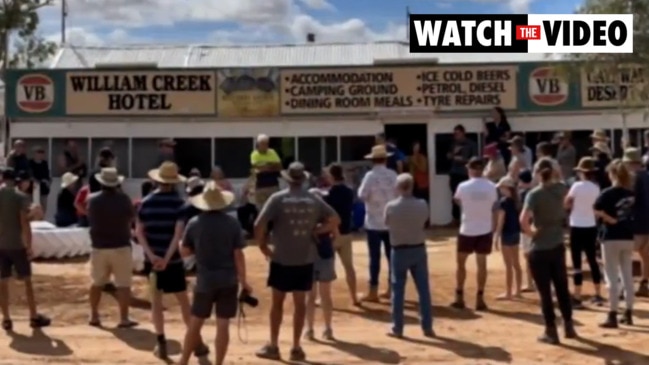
[239,288,258,308]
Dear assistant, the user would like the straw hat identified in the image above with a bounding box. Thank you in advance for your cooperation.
[496,176,515,188]
[148,161,186,184]
[574,157,597,172]
[590,129,609,141]
[190,181,235,211]
[94,167,124,187]
[622,147,643,164]
[61,172,78,188]
[280,161,308,183]
[364,145,393,160]
[591,141,612,156]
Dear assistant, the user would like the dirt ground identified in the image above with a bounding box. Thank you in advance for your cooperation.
[0,231,648,365]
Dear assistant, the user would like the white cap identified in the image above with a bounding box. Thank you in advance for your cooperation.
[396,173,414,190]
[256,134,269,143]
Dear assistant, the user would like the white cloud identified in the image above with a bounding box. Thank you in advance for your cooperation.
[33,0,543,65]
[298,0,335,11]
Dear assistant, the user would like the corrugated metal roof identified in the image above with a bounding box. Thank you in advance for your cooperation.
[49,41,547,69]
[51,42,408,68]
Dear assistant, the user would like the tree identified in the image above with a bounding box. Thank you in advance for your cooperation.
[0,0,58,72]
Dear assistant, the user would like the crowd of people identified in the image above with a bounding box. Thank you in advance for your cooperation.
[0,111,649,363]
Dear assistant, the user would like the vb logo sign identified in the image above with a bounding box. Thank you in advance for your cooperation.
[16,74,55,113]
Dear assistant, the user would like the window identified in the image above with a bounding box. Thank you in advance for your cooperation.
[340,136,375,162]
[90,138,129,177]
[51,138,90,177]
[10,138,50,161]
[215,138,253,179]
[298,137,324,174]
[174,138,212,177]
[324,137,337,166]
[269,137,295,169]
[131,138,159,178]
[434,133,479,175]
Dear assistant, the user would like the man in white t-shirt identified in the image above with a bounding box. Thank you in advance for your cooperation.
[451,157,498,311]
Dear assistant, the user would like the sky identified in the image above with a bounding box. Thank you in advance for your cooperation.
[34,0,585,49]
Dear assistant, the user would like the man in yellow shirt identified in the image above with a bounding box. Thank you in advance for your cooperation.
[250,134,281,209]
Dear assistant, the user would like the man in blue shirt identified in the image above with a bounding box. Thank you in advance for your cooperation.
[376,133,405,173]
[136,162,208,360]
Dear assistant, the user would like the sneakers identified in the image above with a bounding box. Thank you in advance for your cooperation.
[304,328,334,341]
[154,340,168,359]
[537,325,560,345]
[571,296,585,309]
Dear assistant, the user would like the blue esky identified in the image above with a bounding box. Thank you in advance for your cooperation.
[36,0,584,46]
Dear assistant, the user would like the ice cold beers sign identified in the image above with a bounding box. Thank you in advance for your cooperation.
[65,71,217,115]
[279,65,517,114]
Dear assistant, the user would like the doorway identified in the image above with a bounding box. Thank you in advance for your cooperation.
[174,138,212,176]
[383,123,428,161]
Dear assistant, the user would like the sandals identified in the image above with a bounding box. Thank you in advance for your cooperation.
[2,319,12,331]
[30,314,51,328]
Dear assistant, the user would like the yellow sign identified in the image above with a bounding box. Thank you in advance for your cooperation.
[65,71,217,115]
[580,65,646,108]
[280,66,517,114]
[217,69,280,117]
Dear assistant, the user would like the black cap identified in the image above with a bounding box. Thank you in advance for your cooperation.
[518,170,533,184]
[2,167,16,181]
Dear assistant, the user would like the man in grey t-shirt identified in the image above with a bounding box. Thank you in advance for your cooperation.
[178,181,250,365]
[254,162,338,362]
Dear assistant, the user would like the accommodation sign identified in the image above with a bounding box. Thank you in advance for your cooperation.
[65,71,217,115]
[580,65,646,108]
[280,65,517,114]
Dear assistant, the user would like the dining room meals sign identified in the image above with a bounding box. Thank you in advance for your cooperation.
[280,65,518,114]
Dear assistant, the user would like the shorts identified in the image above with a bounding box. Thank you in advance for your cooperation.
[521,235,532,253]
[144,261,187,293]
[0,249,31,279]
[90,246,133,288]
[634,234,649,251]
[334,234,353,270]
[501,232,520,246]
[267,261,314,292]
[314,257,336,283]
[457,233,493,255]
[255,186,279,210]
[191,286,238,319]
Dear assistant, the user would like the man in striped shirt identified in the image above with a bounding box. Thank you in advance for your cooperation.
[135,162,208,360]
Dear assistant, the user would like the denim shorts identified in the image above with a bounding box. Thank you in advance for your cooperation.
[502,232,520,246]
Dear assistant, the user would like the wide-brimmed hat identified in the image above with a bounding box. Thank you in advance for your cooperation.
[590,141,612,156]
[496,176,515,188]
[95,167,124,187]
[364,145,393,160]
[148,161,186,184]
[281,162,309,183]
[190,181,235,211]
[574,157,597,172]
[61,172,78,188]
[590,129,609,141]
[622,147,643,164]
